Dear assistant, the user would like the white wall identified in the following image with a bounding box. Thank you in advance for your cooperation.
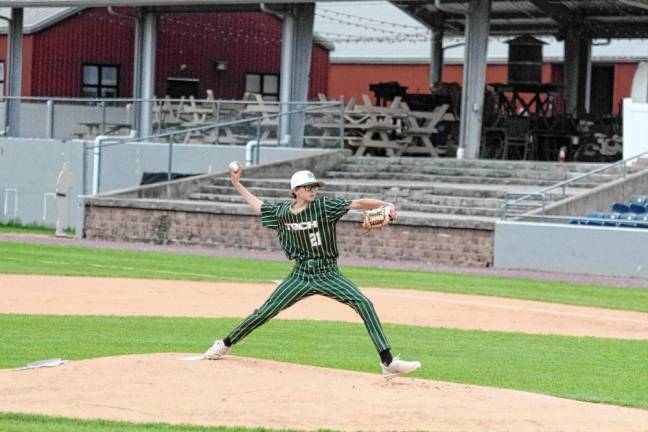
[0,137,329,231]
[494,221,648,278]
[0,102,132,140]
[623,98,648,161]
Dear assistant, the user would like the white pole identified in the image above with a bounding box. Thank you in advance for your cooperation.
[92,136,103,195]
[279,13,295,142]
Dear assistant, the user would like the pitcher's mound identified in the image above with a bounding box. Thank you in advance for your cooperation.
[1,353,647,432]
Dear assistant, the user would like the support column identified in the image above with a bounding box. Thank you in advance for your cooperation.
[287,3,314,148]
[279,12,295,143]
[429,26,444,89]
[564,31,591,117]
[138,10,157,139]
[578,37,592,115]
[131,9,144,136]
[564,33,579,115]
[458,0,491,159]
[5,8,23,137]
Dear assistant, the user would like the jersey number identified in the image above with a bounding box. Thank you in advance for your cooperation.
[309,232,322,247]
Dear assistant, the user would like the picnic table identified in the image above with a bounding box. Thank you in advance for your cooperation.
[76,122,132,138]
[153,93,277,144]
[313,94,451,157]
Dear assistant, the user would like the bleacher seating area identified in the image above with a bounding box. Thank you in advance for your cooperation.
[571,195,648,228]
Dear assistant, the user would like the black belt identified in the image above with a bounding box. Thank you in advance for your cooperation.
[295,258,337,269]
[56,192,67,197]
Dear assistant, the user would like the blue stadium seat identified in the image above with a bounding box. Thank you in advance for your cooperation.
[579,208,648,229]
[629,197,648,213]
[633,214,648,229]
[616,213,637,228]
[629,195,648,206]
[606,212,624,227]
[611,202,630,213]
[584,211,608,226]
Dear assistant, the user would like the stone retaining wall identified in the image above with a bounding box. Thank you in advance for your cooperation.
[84,205,493,267]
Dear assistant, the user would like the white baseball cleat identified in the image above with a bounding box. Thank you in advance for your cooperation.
[203,339,230,360]
[381,356,421,379]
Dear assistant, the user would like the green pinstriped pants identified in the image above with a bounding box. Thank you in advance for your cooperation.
[226,259,391,353]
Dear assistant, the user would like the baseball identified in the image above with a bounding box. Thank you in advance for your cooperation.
[229,161,241,173]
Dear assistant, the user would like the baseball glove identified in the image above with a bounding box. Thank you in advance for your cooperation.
[361,206,393,230]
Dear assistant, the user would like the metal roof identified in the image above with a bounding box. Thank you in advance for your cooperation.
[0,5,335,50]
[0,7,78,32]
[391,0,648,38]
[0,0,321,6]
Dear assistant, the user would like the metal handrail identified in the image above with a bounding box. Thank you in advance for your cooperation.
[501,148,648,220]
[0,95,341,140]
[84,101,341,150]
[0,95,335,105]
[85,101,342,195]
[508,213,648,229]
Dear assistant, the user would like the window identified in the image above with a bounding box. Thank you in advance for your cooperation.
[245,73,279,101]
[166,78,200,98]
[82,64,119,98]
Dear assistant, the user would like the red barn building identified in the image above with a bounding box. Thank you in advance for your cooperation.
[328,59,638,116]
[0,7,331,100]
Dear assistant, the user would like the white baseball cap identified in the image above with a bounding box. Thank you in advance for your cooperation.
[290,170,324,191]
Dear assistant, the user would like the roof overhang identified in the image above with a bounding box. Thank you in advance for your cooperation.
[390,0,648,39]
[0,4,335,51]
[0,0,320,5]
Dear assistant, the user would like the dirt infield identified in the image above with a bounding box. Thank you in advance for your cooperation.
[2,274,648,431]
[2,354,648,432]
[3,275,648,339]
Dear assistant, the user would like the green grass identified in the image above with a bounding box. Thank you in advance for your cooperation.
[0,220,74,236]
[0,413,306,432]
[1,314,647,409]
[2,242,648,312]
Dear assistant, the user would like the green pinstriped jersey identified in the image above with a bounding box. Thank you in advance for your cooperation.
[261,197,352,260]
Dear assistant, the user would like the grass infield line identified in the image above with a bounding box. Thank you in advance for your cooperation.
[1,242,648,312]
[0,413,305,432]
[1,314,647,409]
[0,221,74,236]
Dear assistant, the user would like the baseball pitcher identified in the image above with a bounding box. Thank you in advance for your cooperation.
[204,163,421,378]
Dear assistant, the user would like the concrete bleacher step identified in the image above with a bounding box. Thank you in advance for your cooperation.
[343,157,614,173]
[202,182,400,196]
[184,155,637,223]
[198,177,576,205]
[408,194,562,209]
[189,191,382,203]
[323,171,603,188]
[399,202,504,218]
[337,164,618,183]
[189,191,551,213]
[199,185,291,198]
[411,185,571,200]
[206,177,434,195]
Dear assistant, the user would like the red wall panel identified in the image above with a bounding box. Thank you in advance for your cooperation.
[328,63,557,105]
[157,13,329,99]
[328,64,430,103]
[613,63,638,114]
[30,8,134,97]
[158,13,281,99]
[0,8,328,99]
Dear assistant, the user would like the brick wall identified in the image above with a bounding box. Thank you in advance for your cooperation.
[84,206,494,267]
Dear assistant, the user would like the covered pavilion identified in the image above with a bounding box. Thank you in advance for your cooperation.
[2,0,648,158]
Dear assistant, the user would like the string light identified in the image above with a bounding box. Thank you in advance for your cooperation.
[317,30,430,44]
[317,7,423,31]
[315,12,427,37]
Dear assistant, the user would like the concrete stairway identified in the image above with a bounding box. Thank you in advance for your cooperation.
[187,156,637,228]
